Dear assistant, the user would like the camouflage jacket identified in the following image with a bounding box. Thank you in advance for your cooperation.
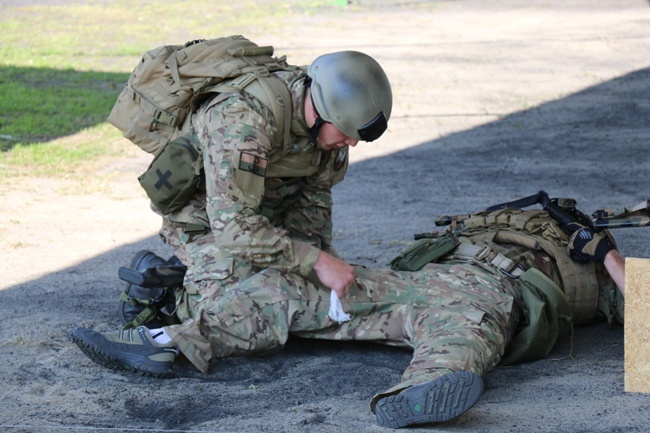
[161,68,349,278]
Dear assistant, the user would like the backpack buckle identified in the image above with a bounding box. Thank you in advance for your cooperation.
[474,246,492,260]
[150,110,176,131]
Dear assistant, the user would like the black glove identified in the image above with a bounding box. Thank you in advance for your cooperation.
[566,223,614,264]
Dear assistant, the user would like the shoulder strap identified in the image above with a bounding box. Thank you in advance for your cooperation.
[249,74,292,153]
[203,71,293,152]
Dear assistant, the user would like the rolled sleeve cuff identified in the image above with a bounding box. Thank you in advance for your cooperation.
[291,240,321,277]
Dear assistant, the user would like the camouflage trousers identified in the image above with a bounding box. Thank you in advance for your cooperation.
[163,242,518,409]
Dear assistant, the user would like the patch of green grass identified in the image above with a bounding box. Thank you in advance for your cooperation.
[0,67,128,150]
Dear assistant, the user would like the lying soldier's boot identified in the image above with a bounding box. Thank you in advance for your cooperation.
[118,250,182,329]
[375,371,483,429]
[72,326,178,378]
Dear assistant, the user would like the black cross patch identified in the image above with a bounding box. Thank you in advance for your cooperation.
[154,168,173,190]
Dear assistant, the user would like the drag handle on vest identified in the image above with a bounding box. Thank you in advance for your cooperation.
[486,190,594,232]
[118,265,187,288]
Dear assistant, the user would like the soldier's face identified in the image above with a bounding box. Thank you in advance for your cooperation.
[316,123,359,151]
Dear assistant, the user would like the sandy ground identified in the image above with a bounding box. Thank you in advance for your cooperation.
[1,1,650,432]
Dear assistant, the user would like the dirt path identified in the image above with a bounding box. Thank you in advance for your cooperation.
[2,1,650,432]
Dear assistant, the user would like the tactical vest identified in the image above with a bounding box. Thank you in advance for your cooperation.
[391,207,623,364]
[454,208,619,325]
[260,146,348,222]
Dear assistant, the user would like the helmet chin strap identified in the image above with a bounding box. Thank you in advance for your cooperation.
[310,114,326,145]
[305,76,327,145]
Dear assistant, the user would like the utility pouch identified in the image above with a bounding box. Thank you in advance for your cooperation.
[390,236,459,272]
[138,135,203,215]
[501,267,573,365]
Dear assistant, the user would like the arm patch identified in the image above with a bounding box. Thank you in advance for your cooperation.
[239,152,268,177]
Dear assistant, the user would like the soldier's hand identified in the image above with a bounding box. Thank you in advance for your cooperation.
[566,223,615,264]
[313,251,355,299]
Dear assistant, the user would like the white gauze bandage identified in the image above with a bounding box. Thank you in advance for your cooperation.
[328,290,351,323]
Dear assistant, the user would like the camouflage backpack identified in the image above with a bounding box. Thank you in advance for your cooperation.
[107,35,293,155]
[107,35,295,215]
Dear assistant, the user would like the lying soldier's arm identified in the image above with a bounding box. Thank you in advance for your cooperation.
[604,249,626,296]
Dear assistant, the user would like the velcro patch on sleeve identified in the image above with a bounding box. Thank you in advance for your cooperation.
[238,152,268,177]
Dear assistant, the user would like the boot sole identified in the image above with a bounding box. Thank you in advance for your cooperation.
[375,371,483,428]
[72,327,174,378]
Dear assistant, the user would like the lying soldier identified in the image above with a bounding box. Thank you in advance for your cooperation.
[73,199,624,429]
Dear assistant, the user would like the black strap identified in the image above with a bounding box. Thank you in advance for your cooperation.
[310,115,326,145]
[118,265,187,288]
[485,191,548,211]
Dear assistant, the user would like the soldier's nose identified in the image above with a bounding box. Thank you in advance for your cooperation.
[346,138,359,147]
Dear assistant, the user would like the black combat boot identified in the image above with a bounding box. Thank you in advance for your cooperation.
[72,325,178,377]
[117,250,183,329]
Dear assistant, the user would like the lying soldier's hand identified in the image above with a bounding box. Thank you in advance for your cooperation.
[565,222,615,264]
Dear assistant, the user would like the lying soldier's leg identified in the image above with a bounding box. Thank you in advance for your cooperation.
[373,262,516,392]
[291,262,517,427]
[349,263,518,428]
[372,302,512,428]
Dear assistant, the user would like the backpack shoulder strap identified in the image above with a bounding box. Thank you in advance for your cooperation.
[246,73,292,153]
[203,71,293,152]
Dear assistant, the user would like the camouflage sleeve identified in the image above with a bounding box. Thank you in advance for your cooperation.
[283,147,349,252]
[194,93,320,276]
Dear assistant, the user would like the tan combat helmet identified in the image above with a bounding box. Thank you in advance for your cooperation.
[307,51,392,142]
